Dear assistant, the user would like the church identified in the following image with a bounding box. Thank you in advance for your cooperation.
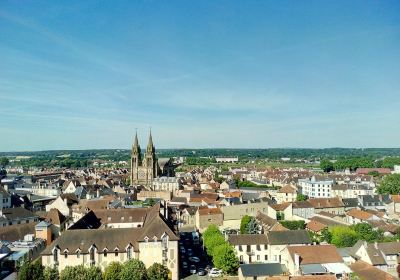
[130,131,175,187]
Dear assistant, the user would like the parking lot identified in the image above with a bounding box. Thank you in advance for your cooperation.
[178,232,212,280]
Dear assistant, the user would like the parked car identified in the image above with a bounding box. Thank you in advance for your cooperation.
[189,256,200,263]
[197,268,207,276]
[187,248,193,256]
[209,268,222,278]
[190,265,197,274]
[182,262,188,269]
[180,247,186,254]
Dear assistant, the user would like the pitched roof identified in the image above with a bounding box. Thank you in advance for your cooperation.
[267,230,311,245]
[350,261,396,280]
[0,222,38,242]
[308,197,344,209]
[292,201,313,209]
[239,263,287,277]
[306,220,326,232]
[45,208,66,225]
[2,207,38,220]
[197,206,222,216]
[228,234,268,246]
[346,209,373,220]
[277,185,296,194]
[290,276,337,280]
[288,245,343,264]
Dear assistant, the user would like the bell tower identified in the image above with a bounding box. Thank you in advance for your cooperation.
[131,131,141,185]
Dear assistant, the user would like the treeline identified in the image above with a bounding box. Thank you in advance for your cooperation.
[235,179,280,190]
[320,157,400,172]
[18,259,168,280]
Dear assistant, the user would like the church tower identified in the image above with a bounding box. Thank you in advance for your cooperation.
[130,132,141,186]
[143,130,157,184]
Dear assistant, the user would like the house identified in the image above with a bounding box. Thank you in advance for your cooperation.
[238,263,288,280]
[195,206,223,231]
[256,211,288,233]
[285,245,351,278]
[356,168,391,175]
[41,204,180,280]
[358,195,392,211]
[298,176,334,198]
[45,194,79,217]
[220,198,276,230]
[292,201,315,219]
[44,208,67,237]
[345,209,381,224]
[276,185,297,203]
[350,240,400,273]
[349,260,396,280]
[308,197,345,215]
[0,207,39,227]
[178,206,197,229]
[228,230,311,265]
[228,234,269,263]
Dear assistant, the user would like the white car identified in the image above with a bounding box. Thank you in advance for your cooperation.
[209,268,222,278]
[190,265,197,274]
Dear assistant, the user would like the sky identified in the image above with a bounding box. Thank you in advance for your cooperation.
[0,1,399,151]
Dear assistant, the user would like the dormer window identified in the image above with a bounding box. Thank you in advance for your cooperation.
[63,249,69,259]
[76,249,81,259]
[89,246,96,265]
[126,245,132,260]
[114,247,119,257]
[153,236,158,242]
[103,248,108,257]
[53,248,59,263]
[144,236,149,243]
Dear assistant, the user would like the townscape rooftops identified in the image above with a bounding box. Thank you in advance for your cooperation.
[308,197,344,209]
[239,263,287,277]
[349,260,396,280]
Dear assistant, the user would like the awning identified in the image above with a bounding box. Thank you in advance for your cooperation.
[323,263,352,274]
[300,264,326,274]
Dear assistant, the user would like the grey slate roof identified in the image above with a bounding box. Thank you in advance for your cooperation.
[240,263,287,277]
[267,230,311,245]
[228,234,268,246]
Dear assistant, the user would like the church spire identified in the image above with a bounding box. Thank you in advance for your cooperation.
[147,129,154,151]
[133,130,139,149]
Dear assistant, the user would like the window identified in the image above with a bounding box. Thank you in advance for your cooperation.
[77,251,81,258]
[89,247,95,265]
[264,255,268,261]
[127,246,132,260]
[53,249,58,263]
[64,252,68,259]
[103,250,107,257]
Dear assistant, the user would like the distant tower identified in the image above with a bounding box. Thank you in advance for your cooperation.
[130,130,158,187]
[131,131,141,186]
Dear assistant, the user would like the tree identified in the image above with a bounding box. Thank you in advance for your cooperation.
[43,267,59,280]
[321,228,332,243]
[377,174,400,194]
[0,157,9,168]
[320,159,334,172]
[104,262,123,280]
[351,223,383,243]
[296,194,309,201]
[147,263,169,280]
[203,224,226,256]
[240,215,252,234]
[18,260,44,280]
[120,259,147,280]
[280,220,306,230]
[330,226,358,247]
[60,265,88,280]
[85,266,102,280]
[212,243,239,275]
[246,218,259,234]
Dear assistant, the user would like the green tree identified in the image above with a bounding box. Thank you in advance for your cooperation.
[213,243,239,275]
[43,267,59,280]
[104,262,123,280]
[296,194,309,201]
[147,263,169,280]
[240,215,252,234]
[85,266,102,280]
[0,157,9,168]
[120,259,147,280]
[60,266,84,280]
[377,174,400,194]
[321,228,332,243]
[330,226,359,247]
[280,220,306,230]
[18,260,44,280]
[320,159,334,172]
[351,223,383,243]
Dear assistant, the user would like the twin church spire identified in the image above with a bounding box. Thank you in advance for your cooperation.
[131,130,157,186]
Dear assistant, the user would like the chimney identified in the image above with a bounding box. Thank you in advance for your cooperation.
[294,253,300,271]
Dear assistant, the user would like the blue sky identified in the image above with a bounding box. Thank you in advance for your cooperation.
[0,1,399,151]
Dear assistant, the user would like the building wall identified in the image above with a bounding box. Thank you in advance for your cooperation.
[46,197,70,217]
